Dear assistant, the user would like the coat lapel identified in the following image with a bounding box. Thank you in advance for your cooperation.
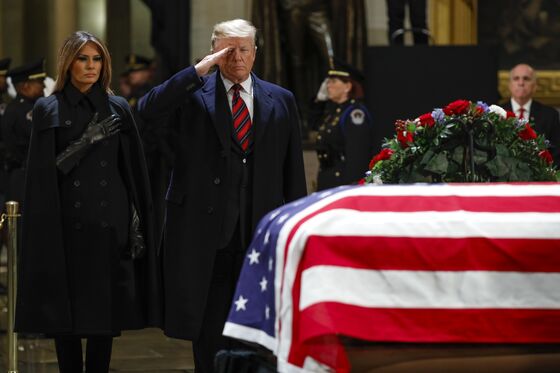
[201,72,231,151]
[252,74,274,146]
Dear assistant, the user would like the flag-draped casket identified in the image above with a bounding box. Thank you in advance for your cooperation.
[224,183,560,372]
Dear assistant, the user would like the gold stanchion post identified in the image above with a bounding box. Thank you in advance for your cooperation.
[4,201,20,373]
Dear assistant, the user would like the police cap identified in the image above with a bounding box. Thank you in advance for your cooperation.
[125,53,152,73]
[327,57,365,83]
[8,58,46,84]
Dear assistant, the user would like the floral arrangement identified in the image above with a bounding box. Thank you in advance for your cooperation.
[363,99,558,184]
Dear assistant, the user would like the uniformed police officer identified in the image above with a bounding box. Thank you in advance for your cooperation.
[0,57,12,195]
[314,60,375,190]
[1,58,46,202]
[0,57,12,294]
[124,53,154,109]
[0,58,11,111]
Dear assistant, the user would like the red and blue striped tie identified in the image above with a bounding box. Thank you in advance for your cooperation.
[231,84,252,151]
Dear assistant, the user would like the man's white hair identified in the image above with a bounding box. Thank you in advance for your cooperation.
[211,19,257,50]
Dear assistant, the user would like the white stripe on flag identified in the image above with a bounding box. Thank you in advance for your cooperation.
[300,266,560,311]
[223,322,276,351]
[296,210,560,239]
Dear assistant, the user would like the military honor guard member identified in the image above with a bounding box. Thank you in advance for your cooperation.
[314,60,375,190]
[1,59,46,202]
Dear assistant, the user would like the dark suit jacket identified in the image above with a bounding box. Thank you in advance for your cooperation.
[137,66,307,340]
[503,99,560,166]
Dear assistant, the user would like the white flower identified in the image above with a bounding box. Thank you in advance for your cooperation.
[372,174,384,185]
[488,104,507,119]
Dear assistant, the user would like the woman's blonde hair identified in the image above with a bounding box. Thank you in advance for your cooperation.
[53,31,113,94]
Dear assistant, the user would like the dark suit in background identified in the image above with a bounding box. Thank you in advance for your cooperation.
[503,99,560,167]
[138,62,307,371]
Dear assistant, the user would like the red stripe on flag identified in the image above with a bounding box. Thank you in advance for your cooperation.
[323,195,560,213]
[302,236,560,272]
[299,302,560,344]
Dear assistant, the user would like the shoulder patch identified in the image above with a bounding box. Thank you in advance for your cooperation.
[350,108,365,125]
[26,109,33,121]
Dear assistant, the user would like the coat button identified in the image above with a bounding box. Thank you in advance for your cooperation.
[102,140,109,146]
[100,160,107,167]
[73,180,80,187]
[74,222,82,230]
[100,200,108,207]
[335,171,340,177]
[101,221,109,228]
[213,177,221,185]
[100,179,107,187]
[74,201,81,208]
[207,206,214,214]
[242,158,247,164]
[64,120,72,126]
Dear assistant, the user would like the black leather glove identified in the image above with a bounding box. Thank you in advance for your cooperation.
[56,113,122,174]
[123,202,146,260]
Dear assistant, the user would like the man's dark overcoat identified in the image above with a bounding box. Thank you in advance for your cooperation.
[137,66,307,340]
[15,92,162,334]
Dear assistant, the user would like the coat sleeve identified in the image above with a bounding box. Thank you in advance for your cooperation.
[283,91,308,202]
[137,66,204,123]
[110,95,163,327]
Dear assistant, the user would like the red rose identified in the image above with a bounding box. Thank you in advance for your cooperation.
[397,130,414,148]
[506,110,516,118]
[518,123,537,140]
[443,100,470,115]
[369,148,394,169]
[418,113,435,127]
[358,178,366,185]
[539,150,553,165]
[475,106,485,116]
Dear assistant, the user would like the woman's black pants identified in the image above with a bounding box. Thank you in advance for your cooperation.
[54,336,113,373]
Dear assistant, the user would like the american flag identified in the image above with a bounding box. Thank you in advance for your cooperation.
[223,183,560,372]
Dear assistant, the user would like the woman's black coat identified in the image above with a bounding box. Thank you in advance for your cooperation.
[15,92,162,334]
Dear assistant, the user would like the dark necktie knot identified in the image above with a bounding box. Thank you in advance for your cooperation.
[232,84,242,94]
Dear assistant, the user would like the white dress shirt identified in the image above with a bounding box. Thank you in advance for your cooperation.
[511,98,532,120]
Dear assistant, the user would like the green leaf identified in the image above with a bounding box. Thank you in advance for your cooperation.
[451,146,464,164]
[473,148,489,164]
[485,155,512,177]
[420,150,435,166]
[424,151,449,174]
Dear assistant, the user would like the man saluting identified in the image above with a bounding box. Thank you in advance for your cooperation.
[137,18,307,372]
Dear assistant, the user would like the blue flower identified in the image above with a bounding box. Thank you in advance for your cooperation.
[476,101,489,112]
[431,108,445,123]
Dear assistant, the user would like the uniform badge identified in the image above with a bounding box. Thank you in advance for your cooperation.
[350,108,365,125]
[0,103,6,116]
[26,109,33,121]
